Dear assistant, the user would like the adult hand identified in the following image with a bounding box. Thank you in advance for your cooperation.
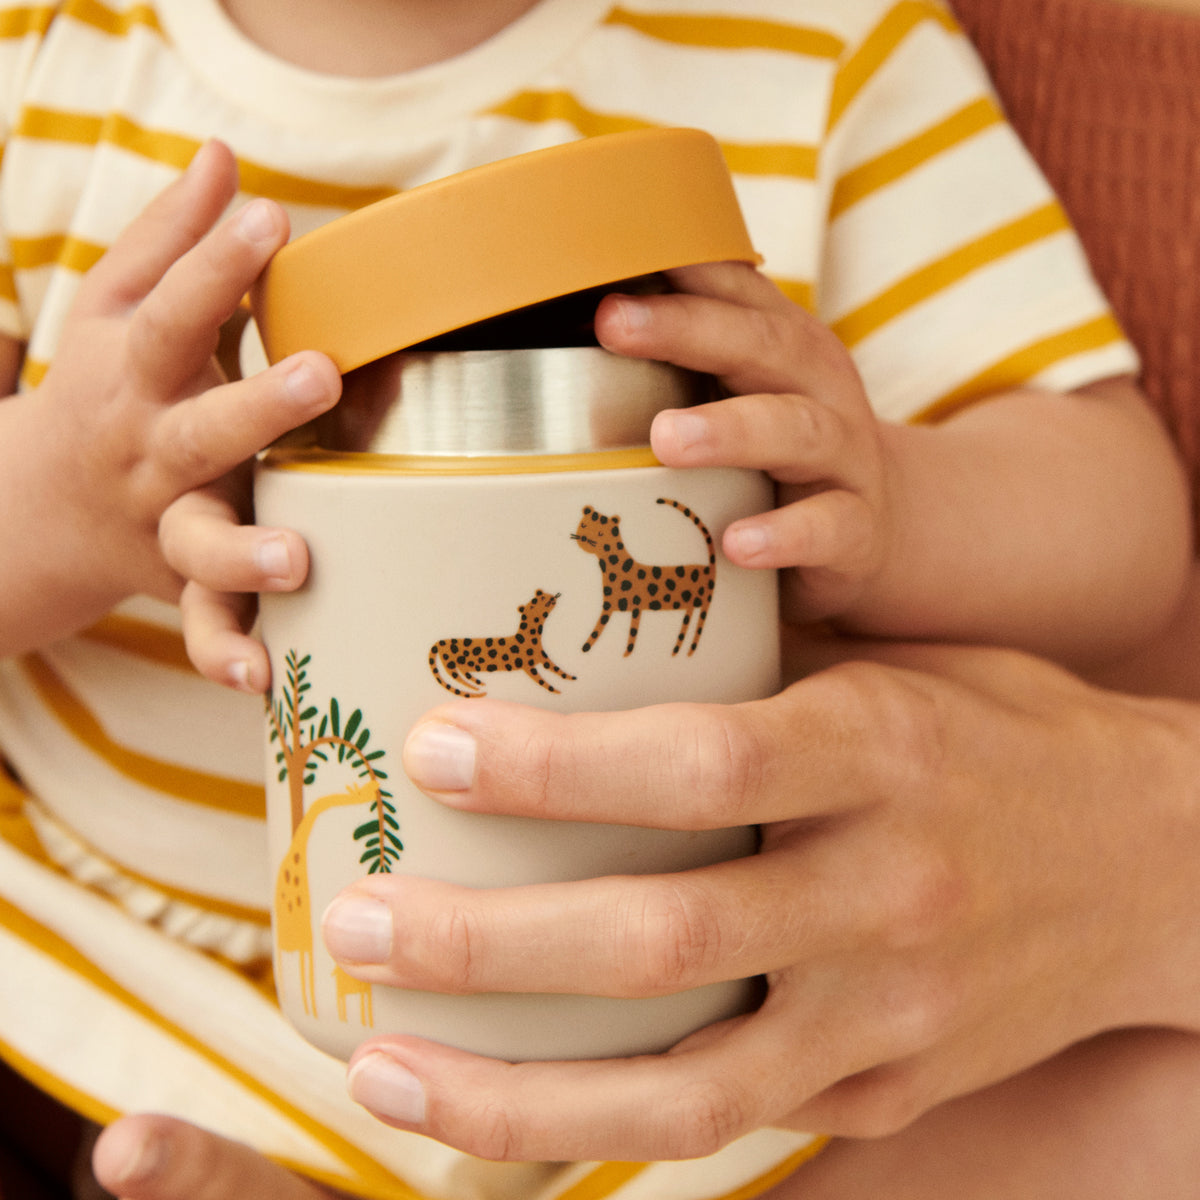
[323,638,1200,1162]
[92,1114,343,1200]
[2,138,340,657]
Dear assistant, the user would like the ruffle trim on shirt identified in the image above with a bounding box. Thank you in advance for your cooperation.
[22,800,273,967]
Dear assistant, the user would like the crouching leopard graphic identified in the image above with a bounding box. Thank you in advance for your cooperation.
[571,498,716,657]
[429,589,577,697]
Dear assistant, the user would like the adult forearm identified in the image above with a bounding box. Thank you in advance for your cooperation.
[766,1030,1200,1199]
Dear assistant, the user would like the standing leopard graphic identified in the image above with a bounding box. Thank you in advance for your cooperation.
[571,498,716,657]
[428,589,577,697]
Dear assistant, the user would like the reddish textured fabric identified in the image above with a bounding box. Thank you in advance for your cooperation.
[951,0,1200,521]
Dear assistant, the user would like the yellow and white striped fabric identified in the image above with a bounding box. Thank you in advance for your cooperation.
[0,1,1136,1197]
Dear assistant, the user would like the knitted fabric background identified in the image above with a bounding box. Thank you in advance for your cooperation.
[951,0,1200,528]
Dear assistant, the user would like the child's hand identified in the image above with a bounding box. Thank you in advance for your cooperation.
[171,260,890,694]
[93,1113,341,1200]
[162,476,317,692]
[11,140,339,654]
[598,262,1191,662]
[595,262,898,628]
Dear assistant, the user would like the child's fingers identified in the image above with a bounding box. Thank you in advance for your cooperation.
[595,262,850,399]
[76,140,240,317]
[151,350,340,495]
[178,580,272,693]
[93,1113,333,1200]
[723,492,877,576]
[159,487,309,595]
[161,484,305,688]
[129,195,291,394]
[650,392,857,487]
[663,260,797,310]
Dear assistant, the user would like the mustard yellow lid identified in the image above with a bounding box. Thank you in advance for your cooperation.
[250,128,760,373]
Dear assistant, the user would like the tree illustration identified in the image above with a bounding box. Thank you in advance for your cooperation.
[267,650,402,873]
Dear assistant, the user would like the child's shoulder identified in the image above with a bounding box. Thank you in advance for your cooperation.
[0,0,162,47]
[0,0,165,121]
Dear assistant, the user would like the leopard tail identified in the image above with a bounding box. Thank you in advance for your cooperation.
[428,643,484,698]
[656,497,715,567]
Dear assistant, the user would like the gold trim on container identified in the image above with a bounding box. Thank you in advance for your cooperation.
[258,446,662,476]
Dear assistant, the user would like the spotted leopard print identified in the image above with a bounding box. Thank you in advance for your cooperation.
[428,589,577,697]
[571,498,716,657]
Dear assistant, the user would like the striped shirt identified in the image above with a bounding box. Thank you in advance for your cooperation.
[0,1,1136,1197]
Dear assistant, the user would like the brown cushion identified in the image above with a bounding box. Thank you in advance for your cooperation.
[951,0,1200,523]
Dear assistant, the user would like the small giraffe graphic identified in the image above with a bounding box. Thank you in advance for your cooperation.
[428,589,577,697]
[274,780,381,1019]
[571,498,716,657]
[333,965,374,1027]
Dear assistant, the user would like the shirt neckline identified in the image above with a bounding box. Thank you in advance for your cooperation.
[153,0,614,138]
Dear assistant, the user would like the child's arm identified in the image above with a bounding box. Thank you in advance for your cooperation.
[838,375,1187,659]
[0,140,338,659]
[604,262,1192,668]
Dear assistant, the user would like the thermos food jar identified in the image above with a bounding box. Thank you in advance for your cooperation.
[252,129,780,1062]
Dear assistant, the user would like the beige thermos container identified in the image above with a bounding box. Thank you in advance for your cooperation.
[251,130,780,1062]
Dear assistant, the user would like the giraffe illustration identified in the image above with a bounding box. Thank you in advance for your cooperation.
[334,965,374,1027]
[274,780,380,1019]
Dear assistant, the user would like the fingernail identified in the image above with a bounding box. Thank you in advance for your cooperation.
[323,894,393,964]
[725,522,768,560]
[404,722,476,792]
[255,534,292,582]
[660,410,709,453]
[612,294,650,333]
[283,358,332,408]
[348,1053,426,1125]
[236,197,279,243]
[103,1127,167,1188]
[227,659,253,692]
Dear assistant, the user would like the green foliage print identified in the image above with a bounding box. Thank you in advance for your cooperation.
[267,649,402,873]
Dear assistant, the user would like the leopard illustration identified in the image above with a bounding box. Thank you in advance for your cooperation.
[428,589,577,697]
[571,498,716,657]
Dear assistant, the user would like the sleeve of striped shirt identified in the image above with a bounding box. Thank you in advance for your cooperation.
[0,4,56,343]
[817,1,1138,424]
